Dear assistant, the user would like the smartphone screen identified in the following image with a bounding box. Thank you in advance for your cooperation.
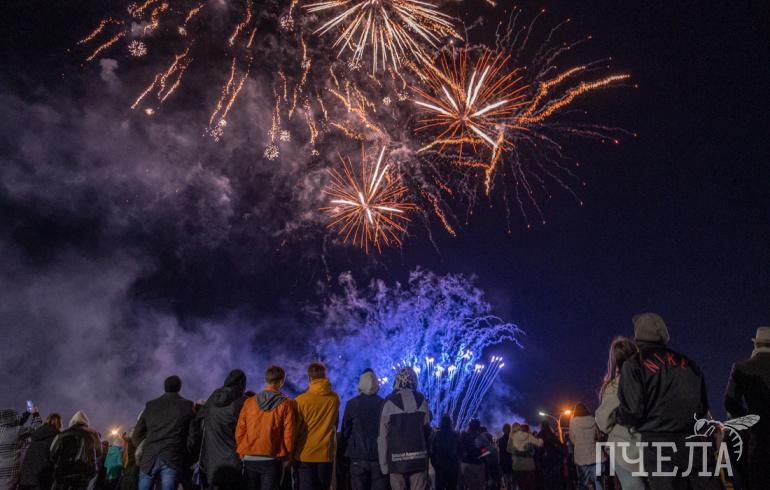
[26,400,33,412]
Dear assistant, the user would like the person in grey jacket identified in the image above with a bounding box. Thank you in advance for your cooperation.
[595,336,645,490]
[378,367,431,490]
[0,406,41,490]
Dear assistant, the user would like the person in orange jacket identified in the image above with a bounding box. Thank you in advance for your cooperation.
[294,363,340,490]
[236,365,296,490]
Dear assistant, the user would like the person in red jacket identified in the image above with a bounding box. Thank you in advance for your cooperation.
[236,366,296,490]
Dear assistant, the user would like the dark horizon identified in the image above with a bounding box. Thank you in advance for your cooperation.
[1,0,768,431]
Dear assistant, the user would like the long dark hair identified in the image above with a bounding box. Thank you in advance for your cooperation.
[599,336,639,399]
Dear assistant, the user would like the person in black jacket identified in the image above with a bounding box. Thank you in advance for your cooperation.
[616,313,721,490]
[496,424,512,490]
[19,413,61,490]
[50,411,103,490]
[533,422,565,490]
[188,369,248,490]
[725,326,770,490]
[340,369,386,490]
[133,375,195,490]
[459,419,484,490]
[430,414,460,490]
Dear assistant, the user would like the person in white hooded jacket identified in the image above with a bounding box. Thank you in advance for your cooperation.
[568,403,606,490]
[595,337,645,490]
[507,423,543,490]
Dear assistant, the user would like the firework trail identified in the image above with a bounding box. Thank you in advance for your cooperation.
[304,0,459,73]
[78,0,258,135]
[318,269,521,427]
[322,146,415,253]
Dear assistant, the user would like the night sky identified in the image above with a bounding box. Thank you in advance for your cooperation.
[1,0,768,429]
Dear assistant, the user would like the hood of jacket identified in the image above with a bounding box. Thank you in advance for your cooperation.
[69,410,90,428]
[307,377,334,396]
[358,371,380,395]
[224,369,247,391]
[257,388,288,412]
[570,415,596,430]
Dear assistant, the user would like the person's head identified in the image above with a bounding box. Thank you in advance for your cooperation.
[539,420,553,435]
[468,418,481,432]
[307,362,326,381]
[600,336,640,398]
[632,312,670,345]
[480,426,488,434]
[224,369,247,393]
[572,402,590,417]
[502,423,511,434]
[69,410,89,428]
[521,424,531,433]
[164,375,182,394]
[265,365,286,388]
[439,413,453,432]
[46,413,62,432]
[393,367,418,391]
[511,422,521,432]
[357,369,380,395]
[752,327,770,350]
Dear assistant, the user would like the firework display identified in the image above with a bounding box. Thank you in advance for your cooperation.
[78,2,630,252]
[322,147,415,253]
[304,0,459,72]
[319,269,521,428]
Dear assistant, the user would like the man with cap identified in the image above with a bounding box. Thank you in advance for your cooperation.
[378,367,432,490]
[725,326,770,489]
[133,375,195,490]
[616,313,720,490]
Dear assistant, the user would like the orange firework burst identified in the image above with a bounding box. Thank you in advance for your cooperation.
[414,48,529,163]
[415,46,629,196]
[322,147,415,253]
[304,0,458,72]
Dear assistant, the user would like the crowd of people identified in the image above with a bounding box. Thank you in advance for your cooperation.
[1,313,768,490]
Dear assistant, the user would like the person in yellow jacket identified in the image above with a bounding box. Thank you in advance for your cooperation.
[294,362,340,490]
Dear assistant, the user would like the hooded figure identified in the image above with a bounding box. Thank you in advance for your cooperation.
[0,408,42,490]
[50,411,103,490]
[378,367,431,490]
[190,369,248,490]
[341,369,387,490]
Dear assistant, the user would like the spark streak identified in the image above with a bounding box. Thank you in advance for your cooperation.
[322,147,415,252]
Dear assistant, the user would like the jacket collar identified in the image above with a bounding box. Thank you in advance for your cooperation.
[752,346,770,357]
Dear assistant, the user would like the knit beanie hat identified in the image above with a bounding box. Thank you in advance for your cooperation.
[633,312,670,344]
[393,367,418,391]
